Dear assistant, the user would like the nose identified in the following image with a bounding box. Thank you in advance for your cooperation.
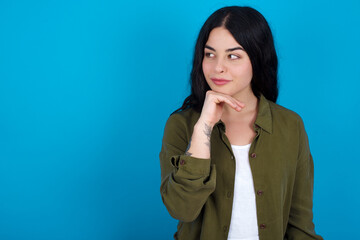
[215,59,226,73]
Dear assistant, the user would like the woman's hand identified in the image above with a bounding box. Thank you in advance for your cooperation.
[184,90,244,158]
[198,90,245,128]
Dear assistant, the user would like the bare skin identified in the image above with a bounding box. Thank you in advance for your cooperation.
[221,92,258,146]
[185,90,258,159]
[185,27,259,159]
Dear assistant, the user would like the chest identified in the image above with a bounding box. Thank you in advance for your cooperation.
[223,122,257,146]
[210,124,299,211]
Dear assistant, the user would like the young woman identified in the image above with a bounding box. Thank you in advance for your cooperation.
[159,6,323,240]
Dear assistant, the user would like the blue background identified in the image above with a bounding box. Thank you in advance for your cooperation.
[0,0,359,239]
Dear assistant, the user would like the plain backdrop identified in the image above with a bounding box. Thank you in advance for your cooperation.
[1,0,359,239]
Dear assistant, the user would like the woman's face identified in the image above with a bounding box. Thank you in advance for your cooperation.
[202,27,253,99]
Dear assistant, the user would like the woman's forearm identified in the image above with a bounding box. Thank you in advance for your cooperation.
[185,120,213,159]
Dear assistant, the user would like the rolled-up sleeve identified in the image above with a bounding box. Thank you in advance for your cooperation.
[159,113,216,222]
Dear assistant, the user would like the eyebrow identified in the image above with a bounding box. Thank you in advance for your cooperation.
[205,45,244,52]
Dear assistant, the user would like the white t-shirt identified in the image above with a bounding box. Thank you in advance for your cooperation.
[227,143,259,240]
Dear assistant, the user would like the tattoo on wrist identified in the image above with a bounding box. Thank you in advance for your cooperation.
[204,123,212,149]
[185,137,192,156]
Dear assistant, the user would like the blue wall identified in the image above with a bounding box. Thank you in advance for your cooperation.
[1,0,359,239]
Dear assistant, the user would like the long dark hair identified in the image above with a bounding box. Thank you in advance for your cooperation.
[172,6,278,114]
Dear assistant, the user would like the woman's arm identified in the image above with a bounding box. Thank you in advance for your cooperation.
[159,114,216,222]
[284,118,323,240]
[159,91,244,222]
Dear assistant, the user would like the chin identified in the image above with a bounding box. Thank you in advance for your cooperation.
[208,83,228,91]
[212,88,234,96]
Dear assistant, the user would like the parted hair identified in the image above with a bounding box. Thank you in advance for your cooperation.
[173,6,278,114]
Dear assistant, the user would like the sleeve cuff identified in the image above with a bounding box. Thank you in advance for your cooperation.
[171,155,211,176]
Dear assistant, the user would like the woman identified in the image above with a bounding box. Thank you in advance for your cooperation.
[159,6,323,240]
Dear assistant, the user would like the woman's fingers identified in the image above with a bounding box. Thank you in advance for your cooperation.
[200,90,246,126]
[234,98,245,108]
[223,97,242,111]
[209,91,245,111]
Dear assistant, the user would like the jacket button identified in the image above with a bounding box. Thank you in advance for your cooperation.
[260,224,266,229]
[227,192,232,198]
[257,190,263,196]
[230,155,234,160]
[223,225,228,232]
[250,153,257,158]
[179,159,185,165]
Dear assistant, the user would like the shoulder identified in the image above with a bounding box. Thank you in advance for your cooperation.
[166,108,200,129]
[163,107,201,143]
[267,100,307,137]
[269,101,304,125]
[266,100,310,154]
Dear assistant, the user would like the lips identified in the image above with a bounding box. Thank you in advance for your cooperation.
[211,78,231,85]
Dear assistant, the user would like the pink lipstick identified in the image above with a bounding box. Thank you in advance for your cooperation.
[211,78,231,85]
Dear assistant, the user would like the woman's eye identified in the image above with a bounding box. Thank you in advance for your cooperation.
[205,52,215,58]
[228,54,239,60]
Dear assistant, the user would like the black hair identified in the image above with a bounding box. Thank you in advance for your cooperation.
[172,6,278,114]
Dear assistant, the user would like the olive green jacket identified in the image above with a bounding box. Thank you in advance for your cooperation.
[159,95,323,240]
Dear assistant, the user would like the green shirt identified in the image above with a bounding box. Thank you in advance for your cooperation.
[159,95,323,240]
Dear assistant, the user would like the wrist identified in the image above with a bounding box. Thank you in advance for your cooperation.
[194,120,214,141]
[195,119,215,132]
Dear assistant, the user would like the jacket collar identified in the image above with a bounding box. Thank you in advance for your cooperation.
[216,94,273,134]
[254,94,273,134]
